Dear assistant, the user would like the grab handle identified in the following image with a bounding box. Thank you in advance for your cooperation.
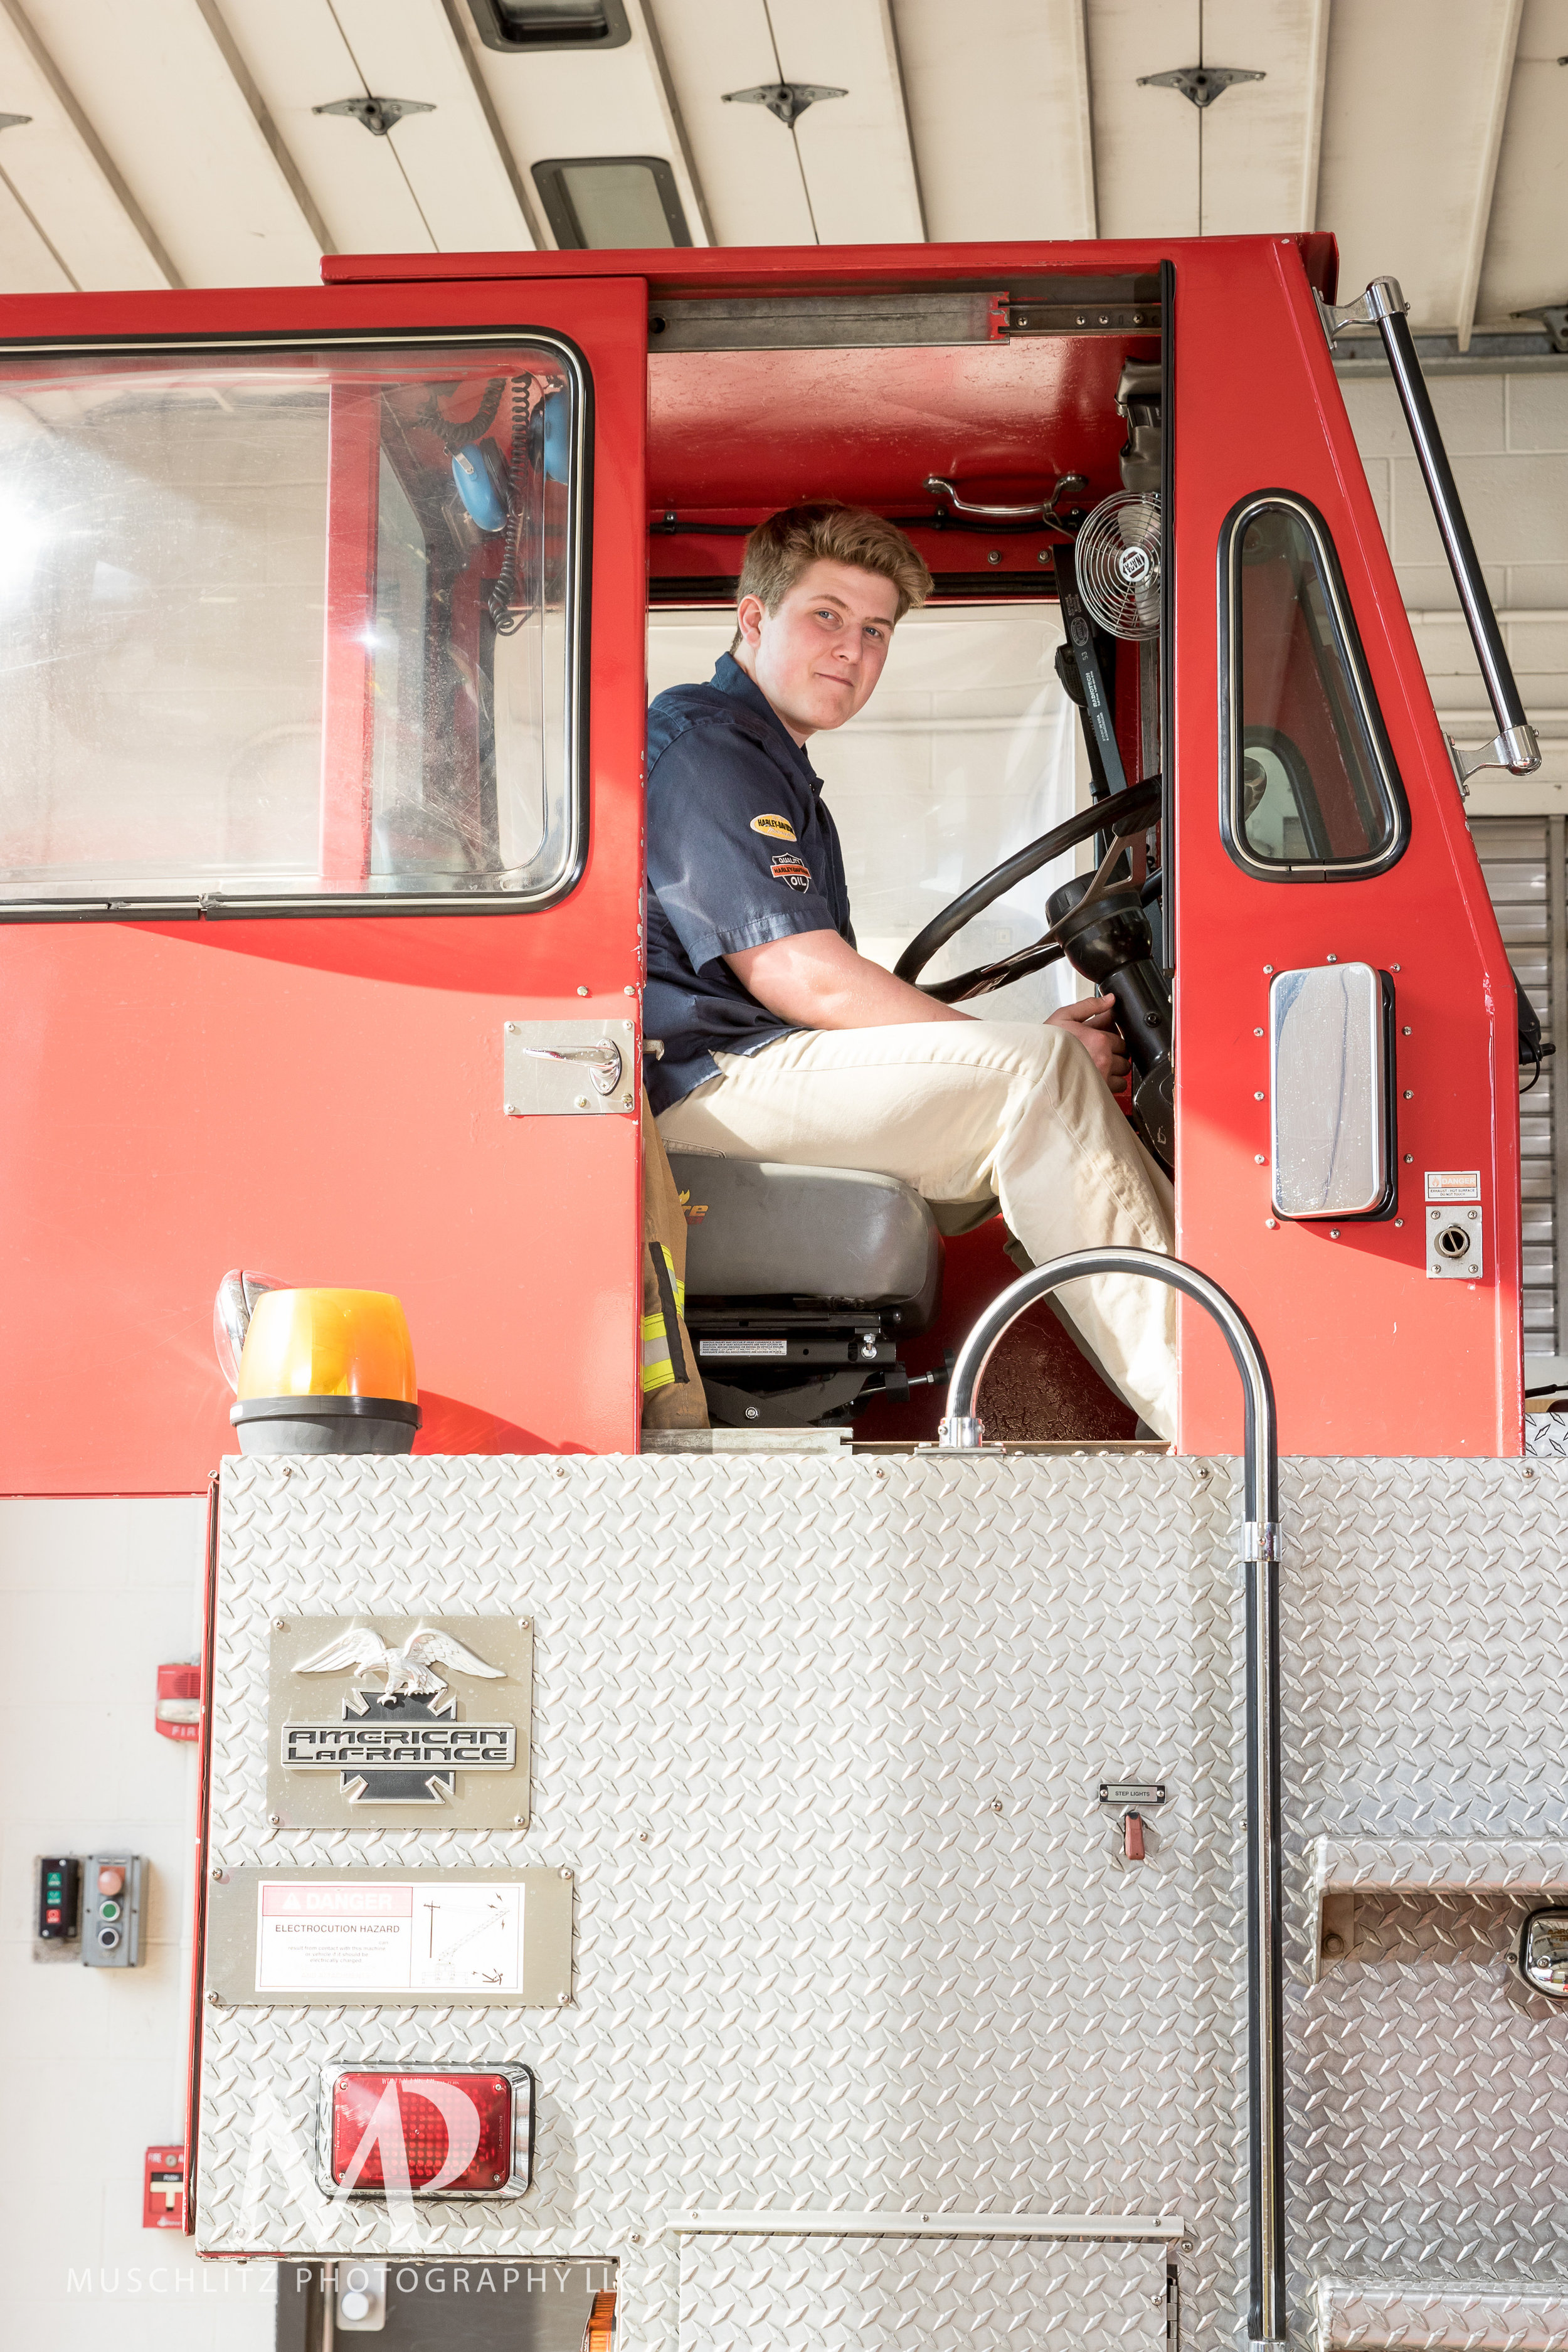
[939,1249,1285,2346]
[1318,277,1539,783]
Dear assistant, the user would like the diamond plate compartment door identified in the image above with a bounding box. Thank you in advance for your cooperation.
[677,2237,1173,2352]
[194,1449,1227,2322]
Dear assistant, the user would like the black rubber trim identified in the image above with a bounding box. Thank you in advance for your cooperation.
[230,1394,422,1424]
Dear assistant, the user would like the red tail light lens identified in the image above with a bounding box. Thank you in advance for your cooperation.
[329,2071,515,2194]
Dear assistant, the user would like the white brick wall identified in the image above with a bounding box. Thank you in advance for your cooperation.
[1342,369,1568,811]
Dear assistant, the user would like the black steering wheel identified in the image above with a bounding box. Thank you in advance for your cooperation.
[893,776,1162,1004]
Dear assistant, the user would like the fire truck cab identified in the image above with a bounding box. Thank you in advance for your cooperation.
[0,231,1529,1476]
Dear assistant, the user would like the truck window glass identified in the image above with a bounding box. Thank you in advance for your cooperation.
[1221,493,1406,881]
[0,340,583,914]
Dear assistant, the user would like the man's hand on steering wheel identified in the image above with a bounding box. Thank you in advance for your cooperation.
[1048,993,1130,1090]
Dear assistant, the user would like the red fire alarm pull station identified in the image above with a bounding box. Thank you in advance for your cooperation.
[155,1662,203,1742]
[143,2146,186,2231]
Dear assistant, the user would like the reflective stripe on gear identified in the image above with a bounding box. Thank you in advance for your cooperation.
[640,1246,686,1395]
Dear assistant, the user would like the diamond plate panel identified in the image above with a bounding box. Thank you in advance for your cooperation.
[197,1451,1240,2349]
[676,2236,1170,2351]
[194,1452,1568,2349]
[1318,2285,1568,2349]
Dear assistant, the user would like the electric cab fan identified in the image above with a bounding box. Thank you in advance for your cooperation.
[1073,491,1162,641]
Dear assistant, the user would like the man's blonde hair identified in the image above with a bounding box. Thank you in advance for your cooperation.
[732,503,932,650]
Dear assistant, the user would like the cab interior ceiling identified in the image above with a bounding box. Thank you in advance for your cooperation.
[645,274,1160,602]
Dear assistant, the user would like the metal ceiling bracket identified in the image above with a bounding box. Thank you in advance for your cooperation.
[312,96,436,138]
[1515,304,1568,354]
[1136,64,1265,109]
[722,82,847,130]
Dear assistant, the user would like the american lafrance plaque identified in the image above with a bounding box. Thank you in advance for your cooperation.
[266,1614,534,1831]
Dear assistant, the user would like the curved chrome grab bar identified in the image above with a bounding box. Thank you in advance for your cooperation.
[924,470,1088,524]
[938,1248,1285,2347]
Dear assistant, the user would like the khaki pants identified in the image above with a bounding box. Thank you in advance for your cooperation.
[656,1022,1177,1437]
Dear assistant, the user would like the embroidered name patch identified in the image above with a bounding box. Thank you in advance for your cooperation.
[750,813,797,841]
[770,854,812,893]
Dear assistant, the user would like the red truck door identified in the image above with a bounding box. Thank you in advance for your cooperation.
[0,273,647,1491]
[1171,236,1520,1455]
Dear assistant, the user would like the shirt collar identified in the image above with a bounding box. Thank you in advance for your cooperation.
[711,651,821,787]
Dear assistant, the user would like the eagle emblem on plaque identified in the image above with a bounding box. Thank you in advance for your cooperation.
[268,1614,533,1829]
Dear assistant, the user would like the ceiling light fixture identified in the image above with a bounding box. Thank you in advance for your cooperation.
[313,96,436,138]
[723,83,847,130]
[1137,64,1264,109]
[532,156,691,250]
[469,0,630,48]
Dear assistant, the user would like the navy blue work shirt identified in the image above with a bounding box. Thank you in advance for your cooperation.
[644,651,854,1113]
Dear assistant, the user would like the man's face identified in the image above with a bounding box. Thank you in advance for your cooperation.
[735,558,898,743]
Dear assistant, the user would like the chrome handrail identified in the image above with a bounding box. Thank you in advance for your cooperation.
[1318,277,1540,783]
[938,1249,1285,2346]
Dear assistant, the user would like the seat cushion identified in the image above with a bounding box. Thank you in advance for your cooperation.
[669,1156,941,1321]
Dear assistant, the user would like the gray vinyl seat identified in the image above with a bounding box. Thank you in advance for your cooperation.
[668,1157,943,1331]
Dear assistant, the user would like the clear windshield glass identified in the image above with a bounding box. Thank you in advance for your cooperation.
[1232,500,1401,872]
[0,342,578,908]
[647,601,1092,1020]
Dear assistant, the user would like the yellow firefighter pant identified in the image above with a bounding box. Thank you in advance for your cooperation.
[655,1020,1177,1438]
[640,1094,709,1430]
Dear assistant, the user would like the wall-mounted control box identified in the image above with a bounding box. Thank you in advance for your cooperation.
[37,1855,81,1944]
[83,1854,146,1967]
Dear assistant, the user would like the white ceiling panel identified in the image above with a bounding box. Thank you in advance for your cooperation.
[326,0,536,252]
[0,4,169,288]
[1198,0,1328,236]
[647,0,815,246]
[893,0,1094,243]
[23,0,320,285]
[452,0,707,251]
[1086,0,1200,240]
[1476,0,1568,326]
[1317,0,1522,339]
[0,167,70,290]
[775,0,922,246]
[215,0,432,253]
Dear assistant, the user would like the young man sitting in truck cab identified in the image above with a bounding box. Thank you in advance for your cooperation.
[645,503,1177,1437]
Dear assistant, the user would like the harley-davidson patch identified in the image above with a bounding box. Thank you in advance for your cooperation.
[750,813,797,841]
[770,854,812,893]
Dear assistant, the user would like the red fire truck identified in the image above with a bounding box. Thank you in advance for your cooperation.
[4,238,1558,2352]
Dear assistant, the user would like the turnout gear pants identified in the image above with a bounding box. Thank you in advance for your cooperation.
[640,1096,709,1431]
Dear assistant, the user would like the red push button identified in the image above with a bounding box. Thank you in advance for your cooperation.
[98,1865,125,1896]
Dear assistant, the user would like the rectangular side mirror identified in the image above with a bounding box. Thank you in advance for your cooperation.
[1269,962,1397,1219]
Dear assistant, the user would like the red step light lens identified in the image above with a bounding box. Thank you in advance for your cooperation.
[330,2072,514,2194]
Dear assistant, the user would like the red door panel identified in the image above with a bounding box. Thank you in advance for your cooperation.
[1172,238,1518,1457]
[0,275,647,1492]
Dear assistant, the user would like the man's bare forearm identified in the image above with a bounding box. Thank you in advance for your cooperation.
[726,928,970,1029]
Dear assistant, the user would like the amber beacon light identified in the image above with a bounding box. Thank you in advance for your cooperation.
[226,1284,421,1456]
